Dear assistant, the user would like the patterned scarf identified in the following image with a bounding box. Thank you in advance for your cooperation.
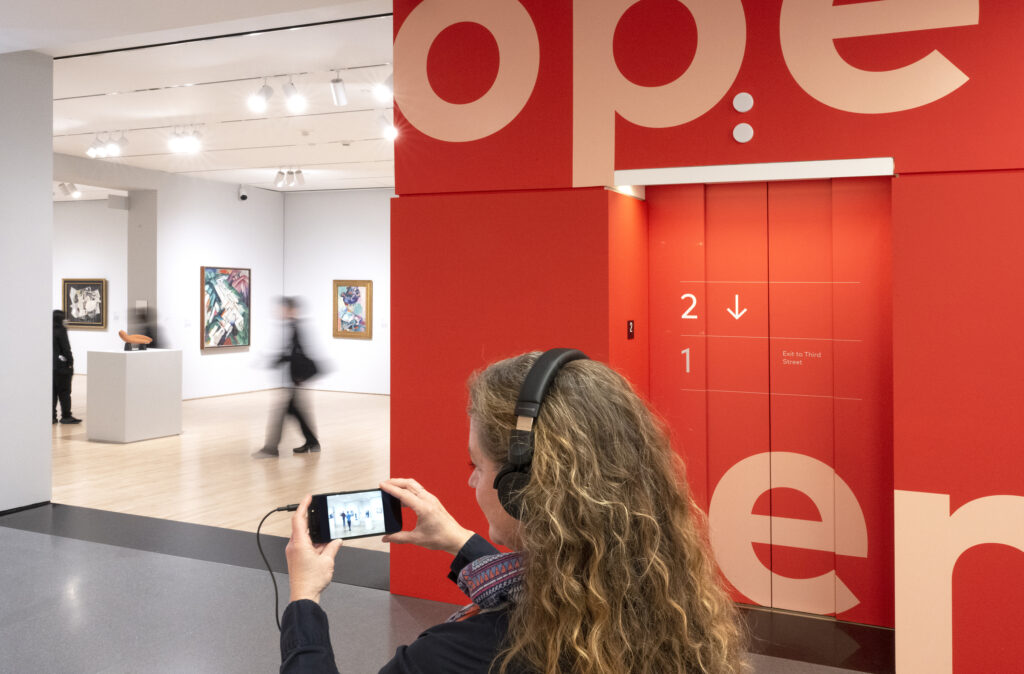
[446,552,524,623]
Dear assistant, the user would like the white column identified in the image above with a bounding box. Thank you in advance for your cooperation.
[0,51,54,512]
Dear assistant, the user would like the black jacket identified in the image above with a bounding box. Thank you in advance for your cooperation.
[280,535,521,674]
[277,320,317,385]
[53,311,73,374]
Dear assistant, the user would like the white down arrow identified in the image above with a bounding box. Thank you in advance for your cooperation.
[726,294,747,320]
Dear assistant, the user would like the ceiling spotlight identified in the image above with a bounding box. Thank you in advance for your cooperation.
[59,183,71,197]
[286,169,296,187]
[168,127,202,154]
[282,79,307,114]
[294,169,305,186]
[274,169,286,188]
[68,183,82,199]
[105,133,122,157]
[330,72,348,107]
[248,81,273,114]
[381,115,398,141]
[87,135,110,158]
[372,74,393,103]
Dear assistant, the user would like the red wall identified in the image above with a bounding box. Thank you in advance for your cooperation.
[391,188,649,602]
[607,190,650,398]
[391,3,1024,667]
[892,171,1024,671]
[396,0,1024,193]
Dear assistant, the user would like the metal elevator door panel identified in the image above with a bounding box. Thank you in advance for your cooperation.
[647,177,894,627]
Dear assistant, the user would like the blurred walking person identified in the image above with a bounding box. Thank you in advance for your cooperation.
[253,297,320,458]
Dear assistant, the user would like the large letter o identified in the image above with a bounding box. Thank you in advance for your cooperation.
[394,0,540,142]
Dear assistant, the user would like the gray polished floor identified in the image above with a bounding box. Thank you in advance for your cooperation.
[0,526,453,674]
[0,524,869,673]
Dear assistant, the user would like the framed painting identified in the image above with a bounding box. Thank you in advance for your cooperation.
[201,266,251,349]
[333,280,372,339]
[62,279,107,329]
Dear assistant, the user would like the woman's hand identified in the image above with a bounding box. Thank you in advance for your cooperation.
[285,494,344,604]
[380,478,473,555]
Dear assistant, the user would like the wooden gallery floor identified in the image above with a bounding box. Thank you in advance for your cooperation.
[52,375,390,552]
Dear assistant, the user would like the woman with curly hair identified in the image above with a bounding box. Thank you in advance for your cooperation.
[282,350,746,674]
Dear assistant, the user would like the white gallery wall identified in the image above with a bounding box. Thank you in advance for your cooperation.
[283,189,391,395]
[155,177,286,399]
[55,154,285,399]
[0,52,53,512]
[52,199,128,374]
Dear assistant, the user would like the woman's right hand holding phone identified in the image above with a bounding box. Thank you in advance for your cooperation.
[380,478,473,555]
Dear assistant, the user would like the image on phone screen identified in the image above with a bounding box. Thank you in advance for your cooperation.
[308,488,402,543]
[327,490,386,538]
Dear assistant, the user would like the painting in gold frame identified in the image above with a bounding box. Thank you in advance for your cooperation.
[333,280,372,339]
[62,278,107,329]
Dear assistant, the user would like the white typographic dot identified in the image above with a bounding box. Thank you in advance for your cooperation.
[733,92,754,113]
[733,123,754,143]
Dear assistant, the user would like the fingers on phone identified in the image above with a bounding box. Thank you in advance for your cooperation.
[291,494,313,541]
[383,531,411,545]
[381,479,424,507]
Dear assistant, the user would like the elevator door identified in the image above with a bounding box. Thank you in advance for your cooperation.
[648,178,893,627]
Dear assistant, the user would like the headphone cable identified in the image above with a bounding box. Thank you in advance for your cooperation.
[257,504,299,632]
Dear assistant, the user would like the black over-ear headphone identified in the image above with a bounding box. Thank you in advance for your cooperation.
[493,348,588,519]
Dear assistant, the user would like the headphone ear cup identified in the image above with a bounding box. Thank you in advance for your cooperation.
[494,466,530,519]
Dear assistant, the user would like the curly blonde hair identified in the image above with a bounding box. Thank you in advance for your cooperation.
[468,353,747,674]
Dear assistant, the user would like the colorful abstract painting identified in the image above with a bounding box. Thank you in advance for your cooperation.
[201,266,251,349]
[333,280,372,339]
[63,278,107,329]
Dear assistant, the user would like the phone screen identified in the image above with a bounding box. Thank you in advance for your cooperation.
[308,488,402,543]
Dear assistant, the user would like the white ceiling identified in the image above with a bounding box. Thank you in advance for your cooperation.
[1,0,388,56]
[7,1,397,194]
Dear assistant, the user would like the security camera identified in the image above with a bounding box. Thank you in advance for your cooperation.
[238,186,249,201]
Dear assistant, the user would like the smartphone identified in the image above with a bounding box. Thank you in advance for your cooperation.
[307,488,403,544]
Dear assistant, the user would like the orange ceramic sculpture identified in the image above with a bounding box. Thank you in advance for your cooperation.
[118,330,153,345]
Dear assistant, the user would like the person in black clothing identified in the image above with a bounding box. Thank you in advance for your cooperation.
[280,352,747,674]
[52,310,81,425]
[254,298,320,458]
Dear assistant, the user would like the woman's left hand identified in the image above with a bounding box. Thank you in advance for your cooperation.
[285,494,344,604]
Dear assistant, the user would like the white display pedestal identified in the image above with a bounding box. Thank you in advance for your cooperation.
[86,349,182,443]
